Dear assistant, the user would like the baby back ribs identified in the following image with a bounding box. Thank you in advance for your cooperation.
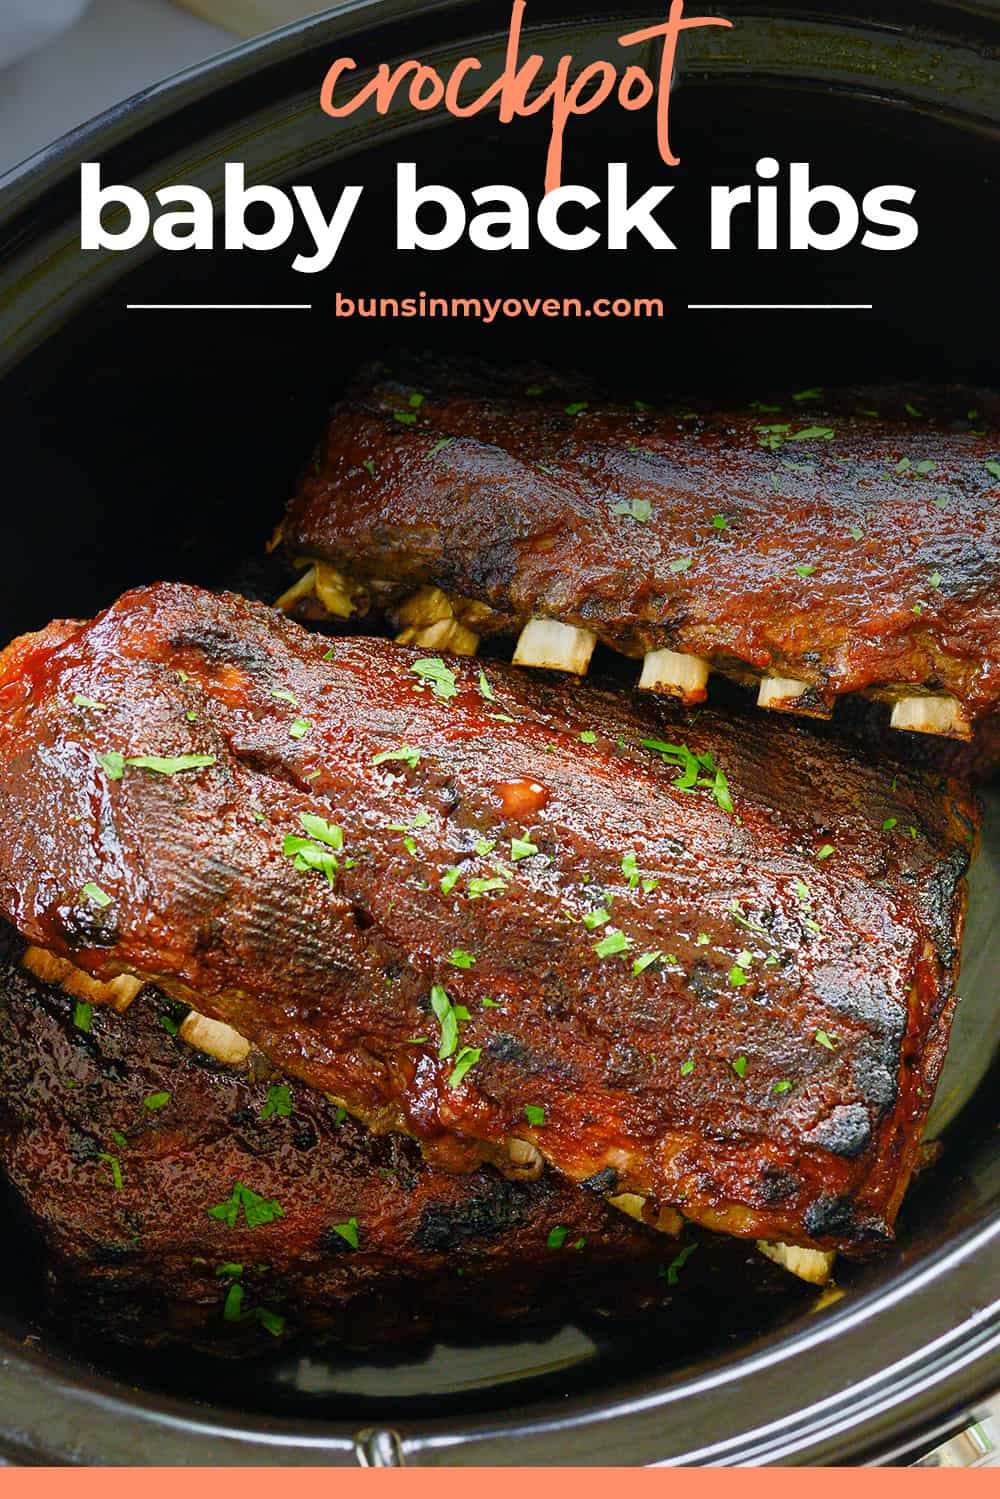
[0,926,705,1353]
[278,360,1000,737]
[0,584,977,1257]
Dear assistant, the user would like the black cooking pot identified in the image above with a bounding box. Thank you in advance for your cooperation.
[0,0,998,1466]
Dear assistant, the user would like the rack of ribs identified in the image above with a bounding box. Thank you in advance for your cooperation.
[0,583,978,1264]
[5,925,751,1353]
[276,358,1000,740]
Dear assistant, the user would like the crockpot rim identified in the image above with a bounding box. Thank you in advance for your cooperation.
[0,0,997,1466]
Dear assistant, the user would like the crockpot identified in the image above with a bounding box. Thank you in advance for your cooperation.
[0,0,997,1466]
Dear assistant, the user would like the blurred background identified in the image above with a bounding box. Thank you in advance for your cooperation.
[0,0,327,174]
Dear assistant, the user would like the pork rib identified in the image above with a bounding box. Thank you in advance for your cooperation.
[279,361,1000,733]
[0,584,977,1255]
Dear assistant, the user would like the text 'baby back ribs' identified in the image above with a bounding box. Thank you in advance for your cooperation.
[0,584,977,1258]
[278,360,1000,739]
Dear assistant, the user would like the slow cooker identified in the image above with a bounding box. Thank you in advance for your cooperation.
[0,0,997,1465]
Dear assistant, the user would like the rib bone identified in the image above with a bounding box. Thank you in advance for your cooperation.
[513,618,597,675]
[638,649,710,702]
[757,1240,835,1285]
[890,694,971,740]
[178,1010,250,1066]
[608,1191,683,1235]
[395,586,479,656]
[506,1136,544,1179]
[756,676,832,719]
[275,560,362,620]
[22,946,143,1012]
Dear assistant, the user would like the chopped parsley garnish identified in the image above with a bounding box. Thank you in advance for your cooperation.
[510,836,538,861]
[668,556,693,574]
[788,426,834,441]
[215,1263,243,1278]
[621,851,640,887]
[632,951,661,976]
[255,1307,285,1337]
[81,881,112,909]
[97,1152,123,1190]
[207,1181,285,1229]
[696,932,710,946]
[580,730,597,744]
[583,907,610,931]
[223,1283,244,1322]
[440,866,461,895]
[728,965,747,988]
[411,657,457,700]
[448,1045,482,1089]
[611,497,653,523]
[640,738,733,814]
[547,1225,569,1249]
[564,402,587,417]
[261,1084,292,1121]
[478,669,495,701]
[73,693,107,710]
[792,387,822,403]
[393,410,417,425]
[711,513,728,530]
[594,927,629,959]
[409,392,425,408]
[97,751,125,780]
[664,1242,697,1285]
[362,459,375,478]
[882,817,898,831]
[446,948,475,969]
[158,1012,179,1037]
[524,1104,545,1127]
[474,837,496,857]
[430,984,460,1059]
[271,688,298,706]
[680,1059,695,1076]
[330,1217,359,1249]
[468,875,507,898]
[773,1079,793,1094]
[124,754,217,775]
[732,1055,747,1078]
[794,563,816,578]
[143,1091,170,1111]
[814,1029,837,1051]
[985,461,1000,481]
[283,813,344,885]
[816,844,835,860]
[287,718,311,741]
[372,745,420,769]
[429,437,454,458]
[73,1002,93,1033]
[850,526,864,541]
[929,570,942,589]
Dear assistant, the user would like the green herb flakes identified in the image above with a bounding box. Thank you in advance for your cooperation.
[330,1217,359,1249]
[81,881,112,908]
[478,669,495,701]
[440,867,461,895]
[208,1181,285,1229]
[816,844,835,860]
[97,1152,123,1190]
[372,745,420,769]
[547,1225,569,1249]
[728,965,747,988]
[664,1242,697,1286]
[668,556,693,574]
[411,657,458,700]
[510,836,538,861]
[223,1283,244,1322]
[97,751,125,780]
[815,1029,836,1051]
[795,563,816,578]
[73,693,107,710]
[143,1092,170,1111]
[261,1084,292,1121]
[524,1104,545,1127]
[448,1046,482,1089]
[680,1059,695,1076]
[632,950,661,976]
[73,1002,93,1033]
[271,688,298,706]
[732,1055,747,1078]
[773,1079,793,1094]
[446,948,475,969]
[594,927,629,959]
[430,984,460,1059]
[125,754,217,774]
